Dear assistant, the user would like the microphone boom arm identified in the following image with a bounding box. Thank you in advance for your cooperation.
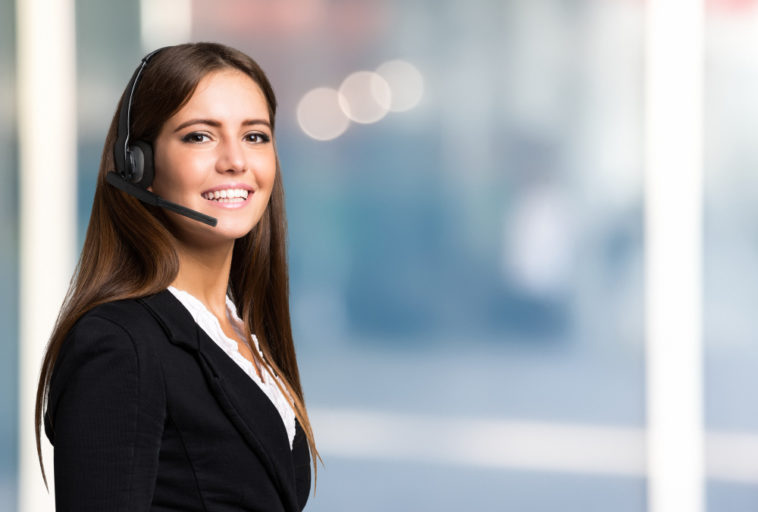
[106,172,218,227]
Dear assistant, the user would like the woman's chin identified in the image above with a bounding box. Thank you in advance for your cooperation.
[164,212,256,247]
[208,218,260,241]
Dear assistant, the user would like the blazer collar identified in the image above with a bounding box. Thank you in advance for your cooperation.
[138,289,300,512]
[139,289,199,351]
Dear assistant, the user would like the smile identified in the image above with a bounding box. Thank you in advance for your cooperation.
[201,188,250,203]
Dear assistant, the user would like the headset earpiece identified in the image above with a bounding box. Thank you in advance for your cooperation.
[112,48,163,188]
[126,140,154,187]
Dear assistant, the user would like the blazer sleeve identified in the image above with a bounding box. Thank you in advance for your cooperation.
[46,312,166,512]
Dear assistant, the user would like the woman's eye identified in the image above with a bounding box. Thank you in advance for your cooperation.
[245,132,271,143]
[181,132,210,143]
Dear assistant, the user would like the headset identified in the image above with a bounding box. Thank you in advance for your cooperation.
[105,48,218,227]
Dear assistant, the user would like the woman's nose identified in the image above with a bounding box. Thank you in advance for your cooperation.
[215,139,246,174]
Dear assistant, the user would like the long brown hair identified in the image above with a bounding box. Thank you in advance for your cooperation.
[35,42,320,486]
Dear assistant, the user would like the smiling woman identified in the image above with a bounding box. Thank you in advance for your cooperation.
[34,43,318,512]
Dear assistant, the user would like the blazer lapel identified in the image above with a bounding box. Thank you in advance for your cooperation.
[139,290,299,512]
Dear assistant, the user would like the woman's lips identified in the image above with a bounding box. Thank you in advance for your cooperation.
[202,188,249,200]
[201,187,253,208]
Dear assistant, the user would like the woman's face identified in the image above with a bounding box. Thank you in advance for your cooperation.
[151,68,276,245]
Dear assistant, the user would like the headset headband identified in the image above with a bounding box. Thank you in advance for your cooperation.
[113,48,164,180]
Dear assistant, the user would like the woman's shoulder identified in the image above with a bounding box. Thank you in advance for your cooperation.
[46,294,169,444]
[49,294,169,405]
[62,293,169,362]
[75,292,168,333]
[80,295,154,322]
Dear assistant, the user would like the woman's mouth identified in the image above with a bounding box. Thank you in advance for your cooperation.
[201,188,250,203]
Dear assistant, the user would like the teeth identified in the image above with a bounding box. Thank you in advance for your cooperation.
[203,189,249,201]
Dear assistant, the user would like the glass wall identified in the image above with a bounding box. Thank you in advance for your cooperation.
[0,0,18,508]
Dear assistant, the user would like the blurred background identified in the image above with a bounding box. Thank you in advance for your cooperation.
[2,0,758,510]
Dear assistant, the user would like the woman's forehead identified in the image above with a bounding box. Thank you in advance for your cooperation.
[171,69,270,125]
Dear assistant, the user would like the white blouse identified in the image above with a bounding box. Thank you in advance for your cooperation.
[168,286,296,449]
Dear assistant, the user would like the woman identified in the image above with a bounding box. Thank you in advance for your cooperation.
[34,42,318,511]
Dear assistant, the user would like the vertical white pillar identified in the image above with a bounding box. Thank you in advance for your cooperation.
[645,1,704,512]
[16,0,77,510]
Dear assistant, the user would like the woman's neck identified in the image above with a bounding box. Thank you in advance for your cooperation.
[170,238,235,321]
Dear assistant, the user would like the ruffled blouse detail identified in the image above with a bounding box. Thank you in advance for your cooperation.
[168,286,296,448]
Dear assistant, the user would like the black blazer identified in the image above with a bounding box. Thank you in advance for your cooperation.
[45,290,311,512]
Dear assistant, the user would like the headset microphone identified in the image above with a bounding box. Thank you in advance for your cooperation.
[105,173,217,226]
[106,47,218,227]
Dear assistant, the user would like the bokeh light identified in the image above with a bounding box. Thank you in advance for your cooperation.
[337,71,391,124]
[375,59,424,112]
[296,87,350,141]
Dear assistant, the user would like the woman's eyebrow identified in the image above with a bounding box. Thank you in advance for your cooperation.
[242,119,271,128]
[173,118,271,132]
